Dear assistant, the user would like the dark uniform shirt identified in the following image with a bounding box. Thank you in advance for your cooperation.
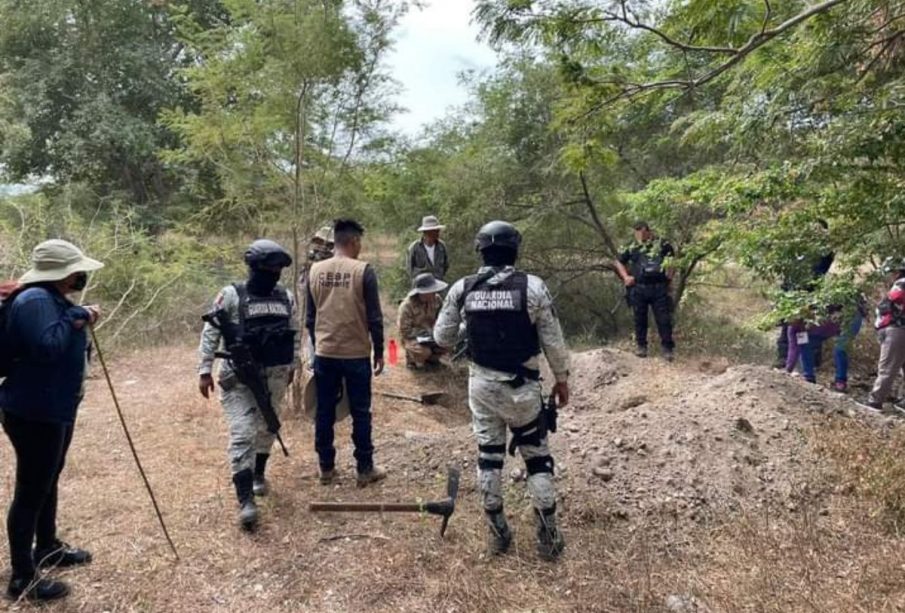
[619,239,675,284]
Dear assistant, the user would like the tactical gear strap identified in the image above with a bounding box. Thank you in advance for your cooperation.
[524,455,555,476]
[478,443,506,454]
[507,415,546,456]
[478,457,505,470]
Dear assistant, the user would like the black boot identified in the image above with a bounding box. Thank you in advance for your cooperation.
[233,469,258,531]
[34,541,92,569]
[535,507,565,561]
[253,453,270,497]
[485,509,512,555]
[7,576,69,601]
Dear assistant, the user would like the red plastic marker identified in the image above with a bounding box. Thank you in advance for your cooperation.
[388,339,398,366]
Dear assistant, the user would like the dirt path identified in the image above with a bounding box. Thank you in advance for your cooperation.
[2,345,905,612]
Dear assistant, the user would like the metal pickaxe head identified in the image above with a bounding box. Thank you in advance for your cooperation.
[424,465,460,537]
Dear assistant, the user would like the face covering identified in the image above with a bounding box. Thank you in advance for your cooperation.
[247,268,281,295]
[70,272,88,292]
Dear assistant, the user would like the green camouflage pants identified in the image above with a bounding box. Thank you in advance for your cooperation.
[469,375,556,513]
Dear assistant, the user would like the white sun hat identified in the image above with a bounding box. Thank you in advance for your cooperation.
[417,215,446,232]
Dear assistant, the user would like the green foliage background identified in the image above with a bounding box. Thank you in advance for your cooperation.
[2,0,904,356]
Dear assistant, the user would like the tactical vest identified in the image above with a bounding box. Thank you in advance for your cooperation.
[234,283,294,367]
[629,242,669,283]
[461,271,540,374]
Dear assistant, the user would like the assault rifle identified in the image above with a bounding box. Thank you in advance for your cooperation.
[543,393,558,434]
[202,309,289,456]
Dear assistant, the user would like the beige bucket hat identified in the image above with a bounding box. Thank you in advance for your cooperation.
[303,372,351,423]
[18,239,104,285]
[408,272,448,297]
[417,215,445,232]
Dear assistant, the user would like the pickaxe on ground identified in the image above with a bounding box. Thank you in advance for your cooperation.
[377,390,445,405]
[309,466,460,537]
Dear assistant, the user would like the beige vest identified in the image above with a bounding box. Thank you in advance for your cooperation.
[309,256,371,359]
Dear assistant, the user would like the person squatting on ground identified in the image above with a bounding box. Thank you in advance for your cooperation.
[198,240,298,530]
[397,273,448,370]
[0,240,103,601]
[863,258,905,413]
[407,214,450,281]
[434,220,571,561]
[614,221,676,360]
[306,218,387,487]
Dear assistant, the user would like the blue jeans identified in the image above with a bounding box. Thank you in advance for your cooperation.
[799,335,829,382]
[313,356,374,473]
[834,313,864,383]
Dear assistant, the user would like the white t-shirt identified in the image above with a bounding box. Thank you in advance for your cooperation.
[425,243,436,265]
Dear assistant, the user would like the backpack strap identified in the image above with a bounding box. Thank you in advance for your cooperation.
[232,282,248,333]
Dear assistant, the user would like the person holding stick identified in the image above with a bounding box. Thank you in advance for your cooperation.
[0,239,103,602]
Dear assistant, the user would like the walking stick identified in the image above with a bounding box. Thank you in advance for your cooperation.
[88,326,180,561]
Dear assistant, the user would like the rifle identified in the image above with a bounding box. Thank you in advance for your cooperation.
[543,393,558,434]
[202,309,289,457]
[451,338,469,362]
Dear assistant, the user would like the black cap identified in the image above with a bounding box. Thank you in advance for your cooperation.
[632,220,650,231]
[244,239,292,269]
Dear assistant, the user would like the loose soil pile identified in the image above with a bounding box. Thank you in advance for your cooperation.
[1,345,903,612]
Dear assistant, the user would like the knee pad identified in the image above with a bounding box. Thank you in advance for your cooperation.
[478,443,505,470]
[524,454,555,476]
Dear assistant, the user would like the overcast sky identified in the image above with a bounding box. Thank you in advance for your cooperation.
[387,0,497,136]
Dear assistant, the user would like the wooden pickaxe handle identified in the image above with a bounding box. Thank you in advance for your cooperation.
[310,502,423,513]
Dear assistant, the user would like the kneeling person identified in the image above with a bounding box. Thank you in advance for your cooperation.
[198,240,297,530]
[434,221,571,561]
[398,273,448,369]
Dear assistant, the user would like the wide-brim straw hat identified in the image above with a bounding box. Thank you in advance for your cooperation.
[18,239,104,285]
[417,215,446,232]
[408,272,448,296]
[303,372,351,423]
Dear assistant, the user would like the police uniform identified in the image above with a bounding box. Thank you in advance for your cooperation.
[435,222,570,560]
[619,238,675,354]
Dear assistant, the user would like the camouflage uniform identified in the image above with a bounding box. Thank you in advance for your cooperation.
[434,266,570,515]
[198,284,298,475]
[397,293,442,366]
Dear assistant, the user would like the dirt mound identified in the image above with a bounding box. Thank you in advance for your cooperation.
[559,349,862,523]
[2,344,902,612]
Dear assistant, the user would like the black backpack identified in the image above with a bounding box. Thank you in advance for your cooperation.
[0,282,24,377]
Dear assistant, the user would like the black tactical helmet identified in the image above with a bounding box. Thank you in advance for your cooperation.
[244,239,292,269]
[474,220,521,252]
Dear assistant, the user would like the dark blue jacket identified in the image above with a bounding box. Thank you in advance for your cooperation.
[0,285,91,424]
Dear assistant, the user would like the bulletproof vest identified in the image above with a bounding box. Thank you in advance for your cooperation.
[631,246,667,283]
[461,271,540,374]
[234,283,294,367]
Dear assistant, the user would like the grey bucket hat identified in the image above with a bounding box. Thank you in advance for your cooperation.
[409,272,448,296]
[417,215,446,232]
[18,239,104,285]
